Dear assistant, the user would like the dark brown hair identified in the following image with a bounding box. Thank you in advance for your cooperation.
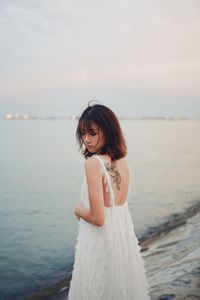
[76,103,127,160]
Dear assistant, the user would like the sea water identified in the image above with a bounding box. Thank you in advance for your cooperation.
[0,119,200,299]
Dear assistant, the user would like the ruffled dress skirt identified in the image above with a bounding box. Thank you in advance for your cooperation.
[68,202,150,300]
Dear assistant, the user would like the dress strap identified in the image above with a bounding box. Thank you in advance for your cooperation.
[93,155,115,207]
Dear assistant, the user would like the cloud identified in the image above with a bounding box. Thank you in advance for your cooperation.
[0,0,200,102]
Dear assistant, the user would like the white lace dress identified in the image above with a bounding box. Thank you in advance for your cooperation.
[68,155,150,300]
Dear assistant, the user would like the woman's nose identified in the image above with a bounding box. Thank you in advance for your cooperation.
[84,134,91,143]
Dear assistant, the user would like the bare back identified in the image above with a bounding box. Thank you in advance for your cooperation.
[98,154,130,207]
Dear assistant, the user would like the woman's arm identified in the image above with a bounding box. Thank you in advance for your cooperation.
[74,204,98,224]
[74,157,105,226]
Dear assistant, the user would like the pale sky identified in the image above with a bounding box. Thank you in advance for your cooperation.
[0,0,200,117]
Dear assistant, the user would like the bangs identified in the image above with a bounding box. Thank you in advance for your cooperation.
[78,117,98,135]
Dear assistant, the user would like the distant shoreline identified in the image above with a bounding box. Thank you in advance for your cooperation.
[1,115,200,121]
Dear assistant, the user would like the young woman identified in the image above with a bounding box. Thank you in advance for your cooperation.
[67,102,150,300]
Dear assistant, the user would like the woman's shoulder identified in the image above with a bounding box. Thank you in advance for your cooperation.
[85,154,129,169]
[84,155,103,177]
[84,155,101,168]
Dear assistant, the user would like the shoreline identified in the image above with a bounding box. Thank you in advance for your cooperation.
[25,200,200,300]
[139,200,200,250]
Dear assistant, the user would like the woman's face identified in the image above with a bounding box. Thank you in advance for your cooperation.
[81,122,106,154]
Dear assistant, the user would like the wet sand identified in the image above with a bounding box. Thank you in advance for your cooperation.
[144,210,200,299]
[26,201,200,300]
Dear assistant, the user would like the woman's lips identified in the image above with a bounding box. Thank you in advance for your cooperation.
[86,145,94,150]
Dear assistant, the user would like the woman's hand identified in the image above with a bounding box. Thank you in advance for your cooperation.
[74,201,83,220]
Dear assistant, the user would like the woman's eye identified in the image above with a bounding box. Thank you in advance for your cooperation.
[80,130,97,136]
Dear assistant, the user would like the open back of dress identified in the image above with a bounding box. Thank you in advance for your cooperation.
[68,155,150,300]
